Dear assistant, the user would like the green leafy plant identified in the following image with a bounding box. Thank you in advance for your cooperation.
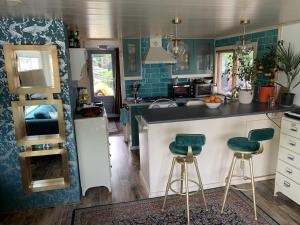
[236,53,257,90]
[256,47,278,86]
[224,53,257,91]
[276,40,300,93]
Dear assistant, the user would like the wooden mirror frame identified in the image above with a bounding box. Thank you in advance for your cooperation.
[3,45,61,94]
[11,99,66,146]
[19,148,70,192]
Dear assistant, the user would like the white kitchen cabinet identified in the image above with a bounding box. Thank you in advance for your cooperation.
[69,48,87,80]
[275,117,300,204]
[74,113,111,196]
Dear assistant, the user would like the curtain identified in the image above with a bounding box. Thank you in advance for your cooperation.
[113,48,122,114]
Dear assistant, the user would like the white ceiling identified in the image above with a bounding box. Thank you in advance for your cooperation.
[2,0,300,40]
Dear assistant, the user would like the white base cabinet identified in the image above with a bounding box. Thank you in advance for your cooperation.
[275,117,300,204]
[74,115,111,196]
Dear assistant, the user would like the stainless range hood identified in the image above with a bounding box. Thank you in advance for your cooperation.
[143,37,176,64]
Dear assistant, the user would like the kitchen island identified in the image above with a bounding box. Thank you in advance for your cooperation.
[137,101,298,198]
[125,97,201,150]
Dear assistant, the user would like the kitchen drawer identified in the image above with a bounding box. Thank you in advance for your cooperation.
[278,147,300,168]
[281,118,300,138]
[277,159,300,184]
[280,133,300,154]
[275,173,300,204]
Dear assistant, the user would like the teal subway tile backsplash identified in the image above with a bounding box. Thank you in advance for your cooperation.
[216,29,278,96]
[125,29,278,98]
[126,37,200,98]
[215,29,278,60]
[125,37,173,98]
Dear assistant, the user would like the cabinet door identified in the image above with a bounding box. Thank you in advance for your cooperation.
[172,39,194,75]
[123,39,142,78]
[193,39,214,74]
[130,105,149,147]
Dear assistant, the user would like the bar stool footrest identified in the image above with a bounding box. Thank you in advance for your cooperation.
[225,175,253,192]
[169,178,201,196]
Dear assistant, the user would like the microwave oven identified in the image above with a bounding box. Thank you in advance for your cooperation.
[172,84,193,98]
[194,83,212,97]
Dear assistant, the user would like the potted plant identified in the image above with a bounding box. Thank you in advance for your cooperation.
[236,53,257,104]
[276,40,300,106]
[256,47,278,103]
[223,53,257,104]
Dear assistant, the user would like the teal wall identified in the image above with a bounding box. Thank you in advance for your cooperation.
[215,29,278,87]
[215,29,278,59]
[0,18,80,212]
[125,29,278,98]
[125,38,191,98]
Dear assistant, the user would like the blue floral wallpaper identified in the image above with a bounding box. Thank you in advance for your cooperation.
[0,18,80,212]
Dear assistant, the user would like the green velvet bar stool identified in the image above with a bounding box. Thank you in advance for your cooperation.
[221,128,275,220]
[162,134,208,225]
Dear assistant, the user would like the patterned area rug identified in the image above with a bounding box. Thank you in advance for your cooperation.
[71,188,278,225]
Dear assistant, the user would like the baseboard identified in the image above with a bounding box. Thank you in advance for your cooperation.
[148,174,275,198]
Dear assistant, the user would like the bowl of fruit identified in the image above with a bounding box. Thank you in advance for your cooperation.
[202,96,223,109]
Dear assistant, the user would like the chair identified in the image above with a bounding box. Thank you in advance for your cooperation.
[221,128,275,220]
[161,134,208,225]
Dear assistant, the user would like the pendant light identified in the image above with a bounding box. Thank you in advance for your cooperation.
[235,19,253,56]
[167,17,186,59]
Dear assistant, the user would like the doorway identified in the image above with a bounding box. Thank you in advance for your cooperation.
[88,50,116,115]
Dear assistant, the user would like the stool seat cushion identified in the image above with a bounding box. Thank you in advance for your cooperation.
[169,142,202,155]
[227,137,260,153]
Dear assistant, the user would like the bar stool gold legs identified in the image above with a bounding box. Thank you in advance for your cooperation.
[162,158,176,211]
[184,161,190,224]
[221,128,274,221]
[194,158,208,210]
[162,156,207,225]
[180,164,185,194]
[221,155,237,214]
[249,157,257,220]
[221,153,257,220]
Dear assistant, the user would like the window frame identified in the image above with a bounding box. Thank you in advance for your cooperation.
[88,50,116,102]
[214,43,258,95]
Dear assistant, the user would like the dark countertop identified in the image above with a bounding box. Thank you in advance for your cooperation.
[125,97,202,106]
[138,101,298,124]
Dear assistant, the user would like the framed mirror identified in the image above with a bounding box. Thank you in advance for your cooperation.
[3,45,61,94]
[19,149,70,192]
[11,99,66,146]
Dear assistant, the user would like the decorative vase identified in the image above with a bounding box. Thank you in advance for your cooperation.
[280,93,295,106]
[238,89,254,104]
[258,86,275,103]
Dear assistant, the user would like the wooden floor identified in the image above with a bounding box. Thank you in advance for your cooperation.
[1,135,300,225]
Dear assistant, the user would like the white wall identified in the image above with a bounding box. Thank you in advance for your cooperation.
[280,23,300,106]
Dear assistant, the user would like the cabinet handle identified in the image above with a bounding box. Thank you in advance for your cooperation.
[290,125,298,132]
[287,154,295,161]
[289,141,296,146]
[284,181,291,188]
[286,167,293,174]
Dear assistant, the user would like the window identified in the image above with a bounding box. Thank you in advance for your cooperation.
[90,51,115,98]
[216,51,234,95]
[215,44,256,95]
